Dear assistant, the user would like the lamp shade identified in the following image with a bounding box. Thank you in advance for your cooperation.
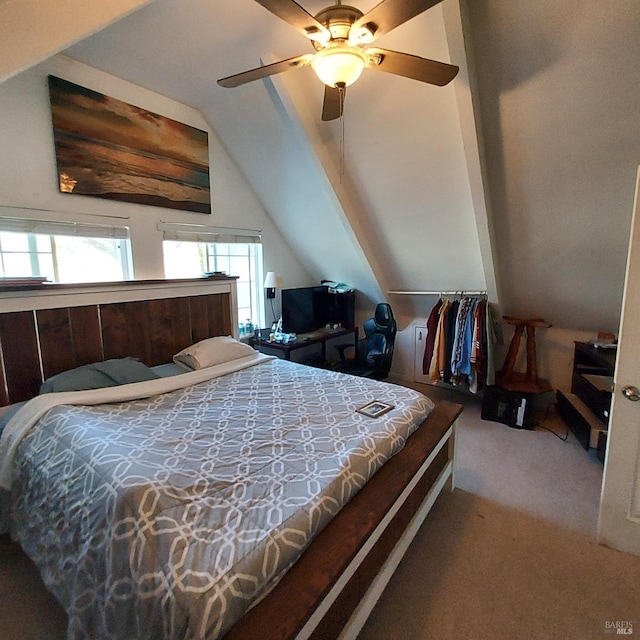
[263,272,282,289]
[312,45,367,88]
[264,272,282,299]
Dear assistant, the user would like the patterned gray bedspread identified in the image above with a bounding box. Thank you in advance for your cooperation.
[9,358,433,639]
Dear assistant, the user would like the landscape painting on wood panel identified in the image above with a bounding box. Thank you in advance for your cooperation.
[48,76,211,214]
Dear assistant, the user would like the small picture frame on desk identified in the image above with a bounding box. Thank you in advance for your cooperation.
[356,400,394,419]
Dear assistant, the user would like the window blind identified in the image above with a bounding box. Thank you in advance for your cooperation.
[0,216,129,240]
[158,222,261,244]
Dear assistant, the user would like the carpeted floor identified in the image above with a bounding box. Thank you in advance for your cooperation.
[357,488,639,640]
[357,383,640,640]
[1,383,638,639]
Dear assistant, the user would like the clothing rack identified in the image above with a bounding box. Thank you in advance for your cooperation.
[387,290,487,296]
[420,294,496,394]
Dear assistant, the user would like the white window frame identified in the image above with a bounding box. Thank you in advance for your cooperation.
[0,216,132,282]
[159,222,265,329]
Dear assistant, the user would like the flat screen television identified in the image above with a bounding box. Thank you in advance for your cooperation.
[281,287,319,334]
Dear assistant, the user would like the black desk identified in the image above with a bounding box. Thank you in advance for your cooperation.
[251,326,358,367]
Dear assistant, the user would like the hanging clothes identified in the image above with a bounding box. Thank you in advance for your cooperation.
[442,299,458,384]
[469,298,485,394]
[450,297,475,383]
[429,299,449,383]
[422,298,442,375]
[422,294,495,393]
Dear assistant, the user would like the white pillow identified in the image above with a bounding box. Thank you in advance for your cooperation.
[173,336,256,370]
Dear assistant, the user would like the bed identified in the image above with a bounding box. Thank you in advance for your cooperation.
[0,277,462,640]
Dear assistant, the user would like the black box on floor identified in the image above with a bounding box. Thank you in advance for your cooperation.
[481,386,534,429]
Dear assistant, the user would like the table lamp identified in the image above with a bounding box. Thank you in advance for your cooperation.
[264,272,282,328]
[264,272,282,298]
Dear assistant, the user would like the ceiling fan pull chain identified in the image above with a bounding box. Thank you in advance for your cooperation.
[339,84,346,182]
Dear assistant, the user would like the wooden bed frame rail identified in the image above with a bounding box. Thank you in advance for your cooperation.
[226,401,462,640]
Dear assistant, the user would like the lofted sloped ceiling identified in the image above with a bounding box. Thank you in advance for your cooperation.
[62,0,490,318]
[461,0,640,333]
[2,0,639,335]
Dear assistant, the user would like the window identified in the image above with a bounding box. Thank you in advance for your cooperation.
[161,223,264,329]
[0,217,132,283]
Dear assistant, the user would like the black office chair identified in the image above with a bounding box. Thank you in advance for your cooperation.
[334,303,397,379]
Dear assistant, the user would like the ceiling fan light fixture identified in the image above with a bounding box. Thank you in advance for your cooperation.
[305,26,330,44]
[312,45,367,88]
[348,23,377,46]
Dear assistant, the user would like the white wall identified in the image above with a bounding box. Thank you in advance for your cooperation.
[0,55,310,304]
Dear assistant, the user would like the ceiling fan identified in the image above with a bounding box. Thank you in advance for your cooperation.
[217,0,459,121]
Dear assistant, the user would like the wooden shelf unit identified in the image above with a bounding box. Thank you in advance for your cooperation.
[556,341,615,460]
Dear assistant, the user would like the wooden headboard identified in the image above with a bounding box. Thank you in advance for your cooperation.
[0,277,238,406]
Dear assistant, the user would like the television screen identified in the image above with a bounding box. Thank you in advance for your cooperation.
[281,287,319,334]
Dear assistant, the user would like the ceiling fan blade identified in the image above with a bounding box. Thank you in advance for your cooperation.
[322,86,344,121]
[366,48,459,86]
[351,0,443,43]
[254,0,330,42]
[217,54,314,88]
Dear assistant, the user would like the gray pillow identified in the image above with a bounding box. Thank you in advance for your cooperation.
[151,362,188,378]
[90,358,159,384]
[39,358,159,394]
[40,366,119,394]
